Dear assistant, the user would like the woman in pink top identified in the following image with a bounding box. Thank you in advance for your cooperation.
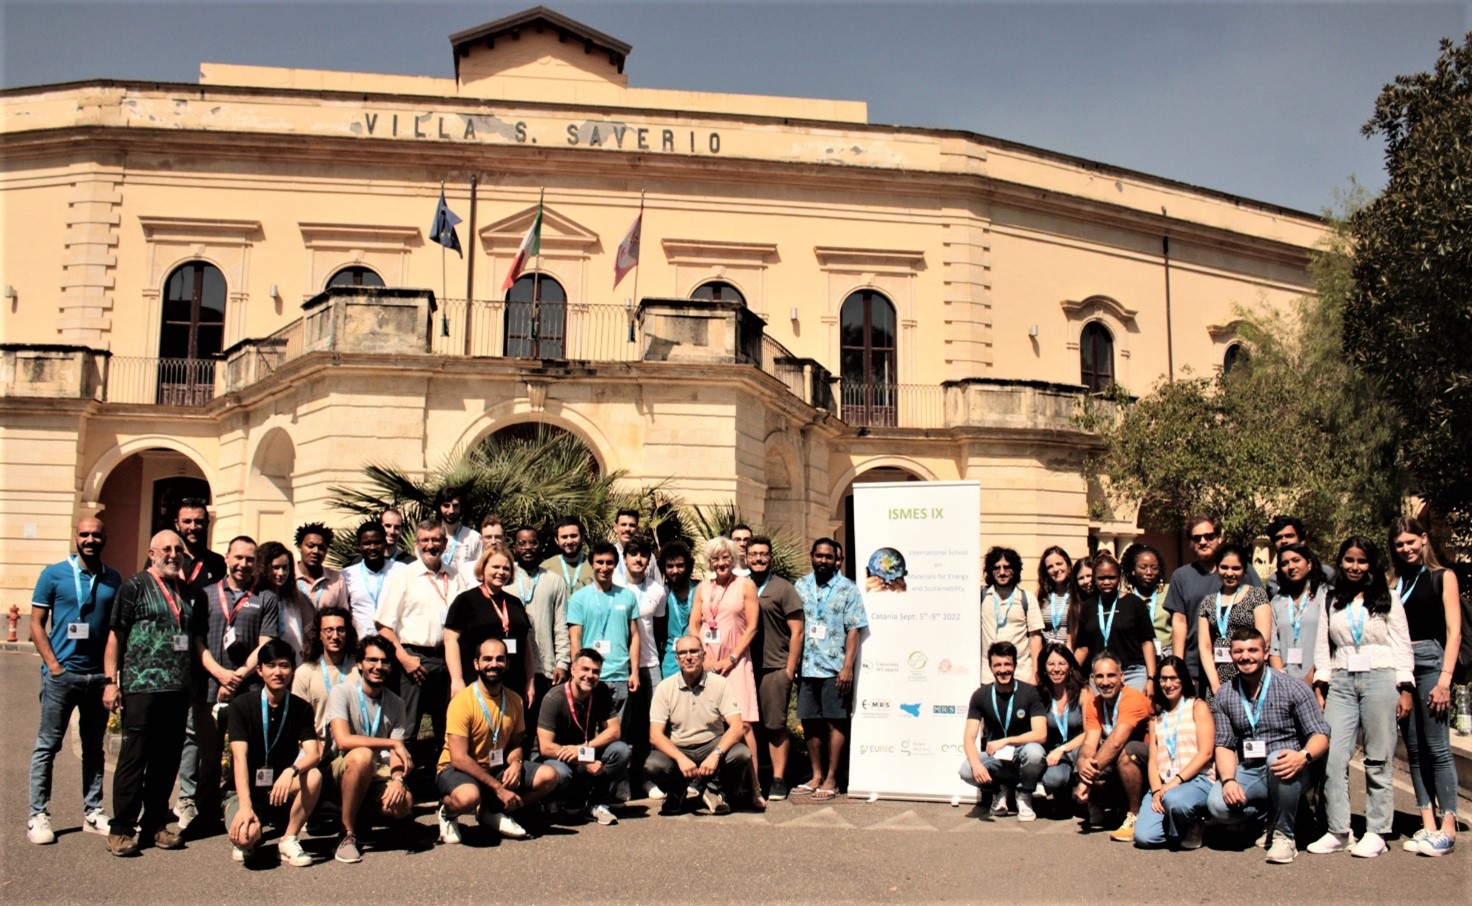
[689,535,763,809]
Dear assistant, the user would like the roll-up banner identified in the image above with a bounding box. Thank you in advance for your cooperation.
[848,480,981,802]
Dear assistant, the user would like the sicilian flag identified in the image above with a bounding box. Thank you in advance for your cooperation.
[503,192,544,292]
[613,202,642,289]
[429,189,462,257]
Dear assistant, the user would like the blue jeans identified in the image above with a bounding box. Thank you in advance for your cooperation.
[1324,667,1397,834]
[177,704,198,802]
[1403,639,1459,818]
[957,743,1047,791]
[29,670,110,817]
[1206,749,1309,839]
[1040,750,1077,800]
[542,740,632,807]
[1134,774,1213,846]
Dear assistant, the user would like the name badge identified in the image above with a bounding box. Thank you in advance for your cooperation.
[993,745,1017,762]
[1286,647,1304,666]
[577,745,596,764]
[66,622,90,640]
[487,748,505,768]
[593,640,612,655]
[172,634,190,652]
[254,767,274,787]
[809,624,827,641]
[1213,646,1231,664]
[1243,738,1267,760]
[1347,653,1372,673]
[702,627,721,645]
[505,638,518,654]
[1161,764,1178,782]
[222,626,237,649]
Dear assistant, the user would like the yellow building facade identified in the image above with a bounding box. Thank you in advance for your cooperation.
[0,7,1325,602]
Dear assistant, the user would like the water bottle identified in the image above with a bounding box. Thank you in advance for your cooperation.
[1455,684,1472,736]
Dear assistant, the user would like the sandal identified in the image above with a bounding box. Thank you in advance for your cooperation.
[791,783,818,795]
[812,788,837,801]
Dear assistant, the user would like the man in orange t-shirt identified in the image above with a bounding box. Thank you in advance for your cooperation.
[1075,651,1152,842]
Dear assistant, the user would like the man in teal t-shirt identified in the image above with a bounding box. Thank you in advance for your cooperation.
[568,542,640,719]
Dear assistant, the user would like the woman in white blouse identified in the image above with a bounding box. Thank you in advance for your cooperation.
[1308,536,1413,859]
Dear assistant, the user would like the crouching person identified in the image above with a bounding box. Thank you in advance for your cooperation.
[327,635,413,863]
[225,639,322,866]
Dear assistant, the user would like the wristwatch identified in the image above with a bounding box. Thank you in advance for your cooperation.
[1301,750,1314,765]
[713,746,726,759]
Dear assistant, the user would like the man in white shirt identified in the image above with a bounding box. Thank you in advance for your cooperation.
[620,536,666,798]
[374,519,461,767]
[343,522,401,639]
[435,487,482,581]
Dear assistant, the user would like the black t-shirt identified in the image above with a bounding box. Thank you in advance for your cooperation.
[537,681,617,747]
[1076,594,1154,668]
[965,681,1045,742]
[225,688,317,778]
[445,587,532,690]
[1400,568,1446,644]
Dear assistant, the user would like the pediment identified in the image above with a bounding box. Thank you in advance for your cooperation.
[478,205,601,254]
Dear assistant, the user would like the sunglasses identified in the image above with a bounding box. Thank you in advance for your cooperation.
[1190,531,1221,543]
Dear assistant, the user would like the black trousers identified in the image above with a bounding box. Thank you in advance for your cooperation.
[398,645,448,763]
[112,690,189,835]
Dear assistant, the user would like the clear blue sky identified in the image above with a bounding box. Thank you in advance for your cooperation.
[3,0,1467,213]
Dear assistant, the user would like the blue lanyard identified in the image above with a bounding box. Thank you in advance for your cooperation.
[1348,598,1368,648]
[518,568,542,602]
[1097,595,1119,646]
[1161,699,1187,762]
[992,587,1018,632]
[356,685,383,737]
[443,531,460,565]
[1237,669,1272,736]
[69,555,98,612]
[1395,567,1425,603]
[1048,592,1067,632]
[472,683,507,747]
[808,576,838,621]
[357,561,387,605]
[1214,589,1239,639]
[667,586,694,624]
[560,554,585,589]
[1051,698,1071,742]
[1103,694,1121,735]
[1137,583,1158,623]
[1289,591,1309,645]
[320,658,348,694]
[991,686,1015,737]
[260,693,290,756]
[297,576,324,608]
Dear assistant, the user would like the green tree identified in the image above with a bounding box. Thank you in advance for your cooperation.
[1084,217,1402,548]
[1347,33,1472,534]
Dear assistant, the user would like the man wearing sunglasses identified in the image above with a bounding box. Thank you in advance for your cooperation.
[1165,515,1263,689]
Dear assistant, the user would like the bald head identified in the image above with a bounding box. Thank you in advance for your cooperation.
[148,530,187,578]
[75,517,106,562]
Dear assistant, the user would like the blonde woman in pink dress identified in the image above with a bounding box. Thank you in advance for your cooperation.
[689,535,765,810]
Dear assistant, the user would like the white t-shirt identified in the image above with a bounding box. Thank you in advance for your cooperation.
[628,573,668,669]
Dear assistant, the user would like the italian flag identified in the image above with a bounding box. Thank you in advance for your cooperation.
[502,191,544,292]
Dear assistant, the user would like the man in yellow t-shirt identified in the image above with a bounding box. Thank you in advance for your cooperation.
[434,638,557,843]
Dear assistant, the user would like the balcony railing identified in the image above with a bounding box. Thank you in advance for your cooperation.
[106,356,217,406]
[431,298,640,362]
[839,381,945,429]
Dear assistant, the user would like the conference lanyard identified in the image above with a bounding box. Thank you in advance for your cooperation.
[321,658,348,695]
[424,571,450,605]
[1048,592,1067,633]
[992,587,1018,632]
[187,560,204,585]
[443,532,460,566]
[260,693,290,756]
[756,575,771,598]
[481,586,511,634]
[1161,699,1187,763]
[566,682,594,742]
[297,576,325,608]
[356,685,382,737]
[216,581,251,627]
[1214,589,1240,640]
[1137,583,1158,623]
[473,683,507,748]
[668,586,694,626]
[1395,567,1425,604]
[69,556,99,611]
[1289,591,1309,645]
[358,561,388,605]
[992,686,1016,737]
[148,570,185,629]
[518,569,541,603]
[560,554,585,589]
[1348,597,1368,649]
[1103,695,1122,735]
[1052,698,1071,742]
[808,577,837,620]
[1237,669,1272,737]
[705,579,732,629]
[1097,595,1119,647]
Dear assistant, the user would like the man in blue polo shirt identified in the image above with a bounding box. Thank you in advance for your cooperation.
[28,517,122,845]
[567,542,641,721]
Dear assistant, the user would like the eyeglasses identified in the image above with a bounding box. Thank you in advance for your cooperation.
[1190,531,1221,543]
[675,649,702,658]
[320,626,348,635]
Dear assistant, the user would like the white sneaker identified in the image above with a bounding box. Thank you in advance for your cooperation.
[485,812,529,839]
[1351,832,1387,858]
[82,809,110,836]
[231,843,255,863]
[174,798,197,831]
[990,785,1012,817]
[1307,831,1353,854]
[1266,837,1298,864]
[277,835,311,867]
[588,804,618,826]
[27,814,55,845]
[647,784,667,801]
[1016,791,1036,822]
[1402,828,1432,853]
[437,805,462,845]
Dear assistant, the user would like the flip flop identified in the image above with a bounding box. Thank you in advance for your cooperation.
[812,788,837,801]
[791,783,818,795]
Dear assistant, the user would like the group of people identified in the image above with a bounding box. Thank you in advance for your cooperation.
[25,490,869,867]
[957,513,1463,863]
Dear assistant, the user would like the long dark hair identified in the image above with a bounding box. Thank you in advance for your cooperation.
[303,604,357,664]
[1328,536,1391,616]
[1067,557,1094,633]
[1036,642,1085,708]
[1122,543,1165,596]
[1273,542,1325,598]
[1036,545,1073,602]
[254,541,294,593]
[1151,655,1197,712]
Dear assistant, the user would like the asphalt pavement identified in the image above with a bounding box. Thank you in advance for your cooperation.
[1,651,1465,905]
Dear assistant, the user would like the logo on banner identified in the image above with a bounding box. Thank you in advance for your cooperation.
[862,659,901,674]
[859,698,892,717]
[899,702,921,717]
[859,744,896,755]
[907,650,928,672]
[937,659,968,676]
[932,704,957,715]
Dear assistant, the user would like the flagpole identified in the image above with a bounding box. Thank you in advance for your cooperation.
[530,188,544,357]
[463,174,478,356]
[628,190,643,343]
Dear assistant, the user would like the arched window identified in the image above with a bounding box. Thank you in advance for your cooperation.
[327,265,385,288]
[1080,321,1114,393]
[840,289,897,427]
[504,273,567,359]
[158,261,225,405]
[691,280,745,305]
[1222,342,1247,375]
